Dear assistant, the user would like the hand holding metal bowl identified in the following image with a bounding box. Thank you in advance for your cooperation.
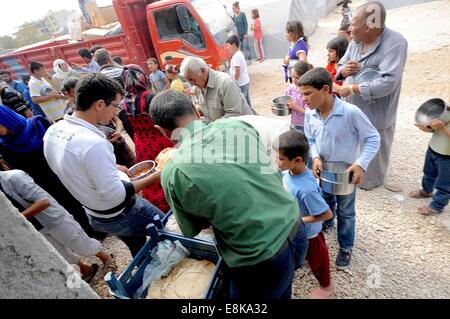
[129,160,157,181]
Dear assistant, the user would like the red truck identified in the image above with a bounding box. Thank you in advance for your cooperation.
[0,0,235,79]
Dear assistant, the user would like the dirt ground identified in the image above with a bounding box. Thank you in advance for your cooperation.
[89,0,450,299]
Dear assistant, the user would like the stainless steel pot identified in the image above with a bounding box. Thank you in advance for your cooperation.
[319,161,355,195]
[272,95,292,116]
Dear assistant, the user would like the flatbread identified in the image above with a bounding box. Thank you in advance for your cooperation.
[147,258,215,299]
[155,147,177,170]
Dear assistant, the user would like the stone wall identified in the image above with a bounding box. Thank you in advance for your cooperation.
[0,192,98,299]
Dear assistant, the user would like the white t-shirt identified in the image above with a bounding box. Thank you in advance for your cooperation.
[230,50,250,87]
[43,115,128,217]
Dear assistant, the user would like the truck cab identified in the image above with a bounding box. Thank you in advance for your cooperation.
[114,0,235,71]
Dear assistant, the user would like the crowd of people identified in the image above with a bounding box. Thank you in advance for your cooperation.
[1,1,449,300]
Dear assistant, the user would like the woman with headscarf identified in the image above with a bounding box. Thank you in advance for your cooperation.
[122,65,174,213]
[0,105,99,237]
[52,59,81,92]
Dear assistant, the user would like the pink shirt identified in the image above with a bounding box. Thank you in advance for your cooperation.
[252,18,263,40]
[284,84,309,126]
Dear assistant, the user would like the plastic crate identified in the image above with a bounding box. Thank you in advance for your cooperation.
[160,210,215,243]
[105,223,227,299]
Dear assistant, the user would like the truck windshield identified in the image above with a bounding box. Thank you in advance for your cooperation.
[191,0,235,45]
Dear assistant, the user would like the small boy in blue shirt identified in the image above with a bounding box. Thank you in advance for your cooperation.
[274,129,334,299]
[301,68,380,270]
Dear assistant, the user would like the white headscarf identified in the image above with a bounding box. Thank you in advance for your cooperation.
[53,59,74,79]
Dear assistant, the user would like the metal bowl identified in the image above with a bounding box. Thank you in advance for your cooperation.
[273,107,290,116]
[319,161,355,195]
[354,68,381,84]
[287,60,298,77]
[415,98,446,126]
[129,160,156,181]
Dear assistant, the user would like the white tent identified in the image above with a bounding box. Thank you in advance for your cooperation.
[220,0,340,58]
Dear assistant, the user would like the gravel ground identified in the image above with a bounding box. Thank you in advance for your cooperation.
[88,1,450,299]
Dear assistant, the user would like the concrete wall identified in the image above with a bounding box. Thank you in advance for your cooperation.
[0,192,98,299]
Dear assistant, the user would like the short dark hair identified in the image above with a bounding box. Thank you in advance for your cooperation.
[274,130,309,162]
[30,62,44,74]
[286,20,308,43]
[62,77,79,94]
[147,57,158,65]
[298,68,333,93]
[78,48,92,59]
[112,56,123,65]
[226,35,240,47]
[251,9,259,18]
[327,36,349,62]
[21,75,30,83]
[90,45,104,54]
[75,73,124,111]
[0,69,10,76]
[232,1,240,9]
[149,90,195,131]
[292,61,314,78]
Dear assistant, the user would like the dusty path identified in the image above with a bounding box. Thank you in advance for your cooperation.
[90,1,450,299]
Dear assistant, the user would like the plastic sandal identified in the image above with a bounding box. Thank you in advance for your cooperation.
[82,263,99,283]
[409,189,432,199]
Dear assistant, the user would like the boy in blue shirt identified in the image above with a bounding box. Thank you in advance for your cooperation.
[301,68,380,269]
[274,129,334,299]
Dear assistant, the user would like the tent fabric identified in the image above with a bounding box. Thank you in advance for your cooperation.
[221,0,336,58]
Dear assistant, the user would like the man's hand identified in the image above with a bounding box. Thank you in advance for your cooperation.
[339,85,352,98]
[415,123,434,133]
[108,116,124,142]
[347,163,364,185]
[116,165,130,176]
[312,157,323,178]
[341,61,359,78]
[430,119,445,130]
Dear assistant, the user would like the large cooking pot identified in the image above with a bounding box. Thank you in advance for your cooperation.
[319,161,355,195]
[272,95,292,116]
[415,98,447,126]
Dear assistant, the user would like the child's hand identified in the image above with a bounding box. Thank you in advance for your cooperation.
[347,163,364,185]
[430,119,445,130]
[414,123,434,133]
[312,157,323,178]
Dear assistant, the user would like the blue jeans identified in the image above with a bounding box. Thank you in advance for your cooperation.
[422,147,450,212]
[239,83,257,115]
[87,196,164,236]
[322,189,356,252]
[239,34,253,61]
[228,220,308,299]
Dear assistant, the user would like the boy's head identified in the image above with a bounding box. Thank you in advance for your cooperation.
[29,62,46,77]
[298,67,333,109]
[62,77,79,99]
[273,129,309,171]
[225,35,240,55]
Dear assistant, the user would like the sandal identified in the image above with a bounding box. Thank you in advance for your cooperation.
[103,254,117,274]
[82,263,99,283]
[418,206,439,216]
[409,189,432,199]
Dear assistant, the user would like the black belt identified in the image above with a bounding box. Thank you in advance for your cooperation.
[85,195,136,217]
[270,218,301,261]
[429,147,450,159]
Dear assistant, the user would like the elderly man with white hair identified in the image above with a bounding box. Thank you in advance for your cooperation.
[180,57,254,122]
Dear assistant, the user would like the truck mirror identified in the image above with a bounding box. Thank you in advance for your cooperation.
[176,5,191,32]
